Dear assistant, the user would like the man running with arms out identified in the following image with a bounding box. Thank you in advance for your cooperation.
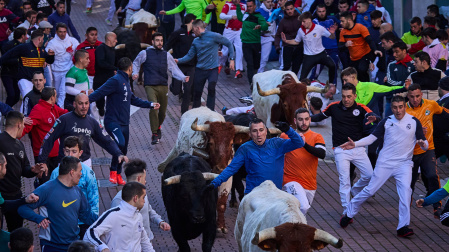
[340,96,428,238]
[209,119,304,194]
[282,108,326,215]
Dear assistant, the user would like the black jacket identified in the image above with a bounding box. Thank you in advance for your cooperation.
[93,43,116,86]
[164,25,196,66]
[22,87,41,116]
[433,95,449,158]
[1,39,22,76]
[409,67,445,91]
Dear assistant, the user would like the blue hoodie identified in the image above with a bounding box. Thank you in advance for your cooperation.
[313,17,338,50]
[356,4,375,28]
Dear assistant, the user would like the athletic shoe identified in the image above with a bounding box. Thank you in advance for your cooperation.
[109,171,117,184]
[235,70,242,78]
[151,134,160,145]
[218,65,223,74]
[225,67,230,75]
[222,106,227,115]
[157,128,162,140]
[117,174,126,185]
[339,214,353,228]
[105,19,112,26]
[434,207,442,219]
[239,96,253,105]
[397,226,414,237]
[85,8,92,13]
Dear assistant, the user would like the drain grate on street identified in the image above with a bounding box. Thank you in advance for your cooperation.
[92,157,112,165]
[98,179,123,188]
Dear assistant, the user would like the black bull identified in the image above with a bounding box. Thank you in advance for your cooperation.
[162,153,218,252]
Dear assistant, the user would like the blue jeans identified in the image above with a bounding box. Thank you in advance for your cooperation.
[44,66,52,87]
[105,122,129,174]
[384,99,393,118]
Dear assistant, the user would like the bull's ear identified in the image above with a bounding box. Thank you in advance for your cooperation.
[257,239,278,251]
[311,240,328,250]
[234,133,251,145]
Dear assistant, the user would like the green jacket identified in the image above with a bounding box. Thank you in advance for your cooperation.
[355,81,406,115]
[166,0,212,23]
[401,31,421,45]
[236,4,268,43]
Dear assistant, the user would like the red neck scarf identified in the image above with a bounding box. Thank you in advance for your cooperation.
[301,22,316,35]
[395,54,413,67]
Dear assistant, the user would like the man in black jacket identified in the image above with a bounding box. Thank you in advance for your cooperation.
[93,32,117,118]
[164,13,196,114]
[434,77,449,159]
[22,72,45,116]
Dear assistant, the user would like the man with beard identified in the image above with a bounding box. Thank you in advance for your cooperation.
[281,108,326,215]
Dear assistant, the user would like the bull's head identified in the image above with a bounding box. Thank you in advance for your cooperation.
[191,118,281,173]
[252,223,343,252]
[164,171,218,224]
[257,81,329,127]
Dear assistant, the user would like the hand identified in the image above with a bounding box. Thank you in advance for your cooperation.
[345,40,353,47]
[32,163,48,177]
[43,62,48,68]
[365,115,377,125]
[369,62,375,71]
[274,121,290,133]
[118,155,129,164]
[229,60,235,71]
[281,32,287,42]
[152,102,161,110]
[339,137,355,150]
[159,221,171,231]
[88,89,94,95]
[39,218,51,229]
[184,76,190,83]
[232,15,237,20]
[132,74,138,80]
[159,10,166,15]
[47,49,55,55]
[404,79,411,89]
[116,7,123,15]
[6,28,11,36]
[23,117,33,125]
[114,70,117,75]
[328,23,337,34]
[298,133,305,142]
[417,139,426,149]
[383,76,388,83]
[174,59,178,64]
[416,199,425,208]
[374,50,383,57]
[253,25,261,30]
[25,193,39,203]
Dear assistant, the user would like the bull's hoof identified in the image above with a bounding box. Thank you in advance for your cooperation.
[157,164,165,173]
[229,200,239,208]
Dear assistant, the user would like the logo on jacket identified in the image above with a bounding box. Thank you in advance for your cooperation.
[19,151,24,159]
[425,109,430,115]
[72,122,92,135]
[62,199,77,207]
[353,109,360,116]
[364,16,369,20]
[406,124,411,129]
[48,118,52,123]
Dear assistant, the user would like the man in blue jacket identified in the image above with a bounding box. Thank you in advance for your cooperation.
[48,1,80,41]
[355,0,375,28]
[89,57,160,185]
[209,119,304,194]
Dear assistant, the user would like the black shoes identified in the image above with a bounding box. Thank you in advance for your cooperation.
[397,226,414,237]
[157,128,162,140]
[339,214,353,228]
[434,207,442,219]
[151,133,160,145]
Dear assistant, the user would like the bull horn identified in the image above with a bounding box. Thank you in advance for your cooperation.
[314,229,344,248]
[115,44,125,50]
[268,128,282,135]
[234,125,250,134]
[140,43,151,48]
[257,82,280,97]
[191,118,210,132]
[203,172,219,180]
[147,23,159,28]
[251,227,276,245]
[163,175,181,186]
[189,147,209,159]
[124,24,134,28]
[306,85,325,93]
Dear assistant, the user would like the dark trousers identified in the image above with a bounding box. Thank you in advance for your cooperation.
[78,224,90,240]
[105,123,129,174]
[349,52,374,82]
[192,67,218,110]
[300,51,336,82]
[442,200,449,226]
[310,48,340,85]
[159,21,175,42]
[411,150,441,210]
[34,156,60,187]
[2,192,23,232]
[177,65,195,114]
[65,0,71,15]
[339,49,351,69]
[242,42,261,88]
[93,80,106,116]
[41,241,68,252]
[282,44,303,75]
[1,75,20,107]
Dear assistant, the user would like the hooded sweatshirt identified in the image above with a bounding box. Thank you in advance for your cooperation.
[274,9,301,49]
[46,34,80,72]
[355,4,375,28]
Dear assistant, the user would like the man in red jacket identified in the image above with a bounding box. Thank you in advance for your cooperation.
[21,86,68,185]
[76,27,102,84]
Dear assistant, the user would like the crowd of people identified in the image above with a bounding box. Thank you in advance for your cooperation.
[0,0,448,251]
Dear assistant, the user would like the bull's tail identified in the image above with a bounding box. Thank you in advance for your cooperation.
[157,147,178,173]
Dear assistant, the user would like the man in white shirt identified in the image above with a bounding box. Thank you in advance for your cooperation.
[84,182,155,252]
[281,11,337,86]
[46,23,80,107]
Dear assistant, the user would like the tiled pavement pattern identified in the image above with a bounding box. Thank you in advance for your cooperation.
[0,0,448,250]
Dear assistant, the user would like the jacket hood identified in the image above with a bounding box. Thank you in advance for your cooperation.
[283,9,300,19]
[260,2,272,13]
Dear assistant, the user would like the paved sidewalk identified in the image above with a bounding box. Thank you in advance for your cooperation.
[0,0,448,251]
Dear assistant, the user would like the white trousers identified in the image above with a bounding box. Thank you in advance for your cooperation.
[86,0,93,8]
[346,161,413,230]
[18,79,33,98]
[333,146,373,214]
[258,36,273,73]
[125,9,139,25]
[225,105,254,115]
[220,28,243,71]
[283,181,316,215]
[107,0,116,21]
[52,70,68,108]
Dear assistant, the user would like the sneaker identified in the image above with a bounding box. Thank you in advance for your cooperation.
[434,207,443,219]
[151,134,160,145]
[339,214,353,228]
[222,106,228,115]
[218,65,223,74]
[225,67,230,75]
[109,171,117,184]
[397,226,414,237]
[85,7,92,13]
[157,128,162,140]
[239,96,253,105]
[235,70,243,78]
[105,19,112,26]
[117,174,126,185]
